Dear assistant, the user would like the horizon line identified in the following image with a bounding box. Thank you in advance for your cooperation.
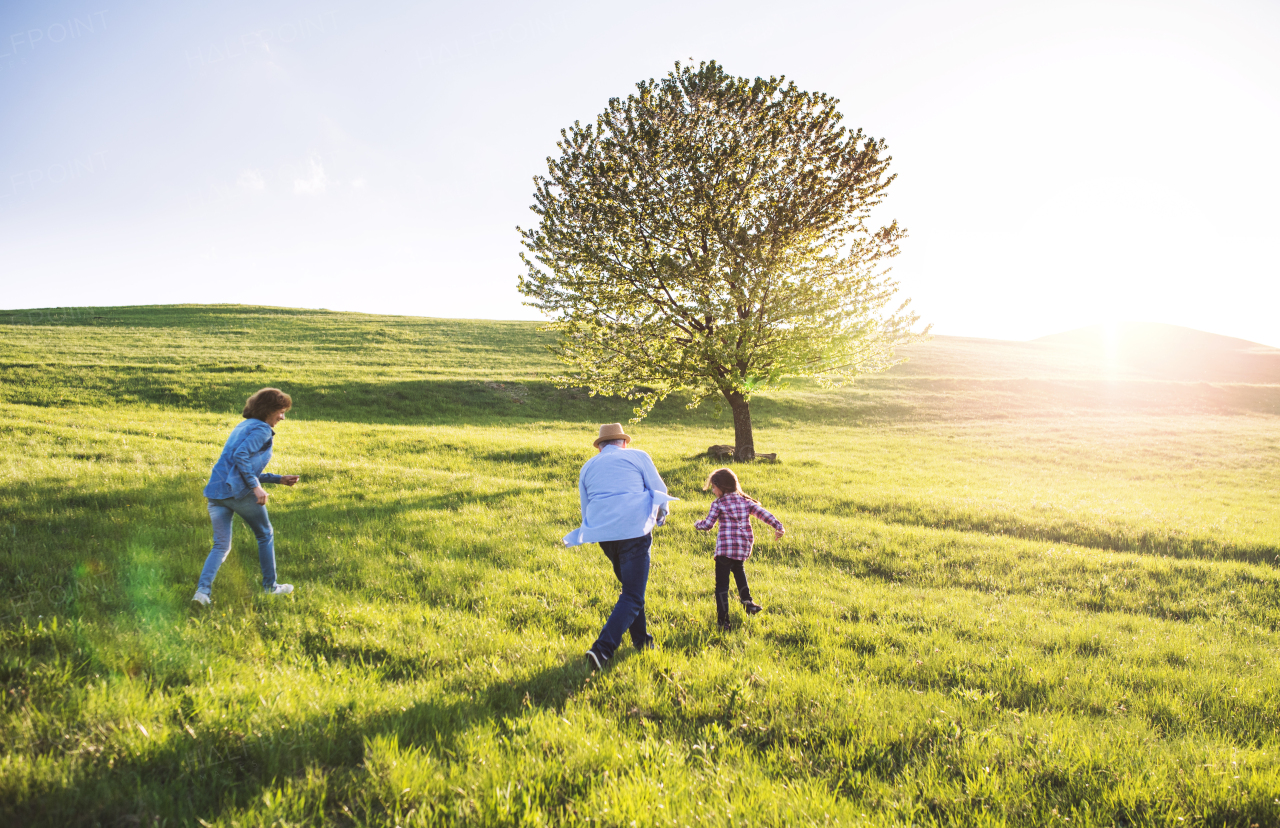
[2,302,1276,350]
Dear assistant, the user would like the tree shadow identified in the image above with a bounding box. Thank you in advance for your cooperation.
[481,448,558,465]
[0,360,900,428]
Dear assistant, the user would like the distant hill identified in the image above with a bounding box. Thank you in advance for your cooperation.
[1037,322,1272,352]
[1035,322,1280,383]
[893,323,1280,385]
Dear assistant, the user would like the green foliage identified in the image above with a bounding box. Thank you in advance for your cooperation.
[2,306,1280,826]
[519,61,924,456]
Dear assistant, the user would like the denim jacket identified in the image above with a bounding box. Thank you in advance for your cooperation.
[203,418,282,500]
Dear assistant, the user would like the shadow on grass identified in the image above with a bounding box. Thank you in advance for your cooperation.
[0,362,892,428]
[1,656,595,827]
[0,469,596,825]
[5,470,1280,826]
[11,361,1280,436]
[819,497,1280,567]
[0,473,534,674]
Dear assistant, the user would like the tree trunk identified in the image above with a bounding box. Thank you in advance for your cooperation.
[726,391,755,461]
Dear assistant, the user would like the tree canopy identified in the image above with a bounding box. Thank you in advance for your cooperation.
[519,61,926,459]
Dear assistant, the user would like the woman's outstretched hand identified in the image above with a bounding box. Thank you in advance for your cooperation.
[774,528,785,539]
[281,475,300,486]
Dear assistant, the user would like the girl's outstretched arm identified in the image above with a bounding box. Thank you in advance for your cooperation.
[694,502,720,531]
[749,502,785,537]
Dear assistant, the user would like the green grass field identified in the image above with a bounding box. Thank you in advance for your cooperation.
[2,305,1280,827]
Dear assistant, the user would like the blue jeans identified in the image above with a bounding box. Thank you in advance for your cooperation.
[197,492,277,594]
[591,534,653,659]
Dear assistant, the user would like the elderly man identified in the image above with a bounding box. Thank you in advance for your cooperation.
[564,423,677,670]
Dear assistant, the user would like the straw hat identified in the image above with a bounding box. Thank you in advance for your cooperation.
[593,422,632,447]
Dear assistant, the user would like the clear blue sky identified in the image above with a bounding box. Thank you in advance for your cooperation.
[2,0,1278,344]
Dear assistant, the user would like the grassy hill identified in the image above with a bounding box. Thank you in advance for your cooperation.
[4,305,1278,423]
[2,305,1280,826]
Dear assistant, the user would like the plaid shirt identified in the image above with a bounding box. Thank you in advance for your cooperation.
[694,492,784,560]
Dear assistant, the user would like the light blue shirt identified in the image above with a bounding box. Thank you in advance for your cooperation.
[563,445,678,546]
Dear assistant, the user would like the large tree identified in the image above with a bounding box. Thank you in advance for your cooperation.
[519,61,925,460]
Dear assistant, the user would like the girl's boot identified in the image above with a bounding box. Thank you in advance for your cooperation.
[715,592,732,631]
[733,568,762,614]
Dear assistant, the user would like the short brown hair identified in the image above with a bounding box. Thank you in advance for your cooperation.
[242,387,292,420]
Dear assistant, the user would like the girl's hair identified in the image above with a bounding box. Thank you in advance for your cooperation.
[242,387,292,421]
[704,468,757,501]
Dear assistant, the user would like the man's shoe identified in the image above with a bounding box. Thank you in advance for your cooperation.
[191,591,211,606]
[740,599,763,615]
[717,619,732,631]
[585,649,607,671]
[265,584,294,596]
[635,635,657,652]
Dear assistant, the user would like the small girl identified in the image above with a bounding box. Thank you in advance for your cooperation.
[694,468,785,630]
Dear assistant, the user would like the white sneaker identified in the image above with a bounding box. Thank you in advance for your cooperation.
[191,591,211,606]
[265,583,294,596]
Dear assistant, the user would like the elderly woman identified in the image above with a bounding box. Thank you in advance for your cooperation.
[192,387,300,605]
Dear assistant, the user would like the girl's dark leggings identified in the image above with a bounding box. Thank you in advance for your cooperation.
[714,556,751,600]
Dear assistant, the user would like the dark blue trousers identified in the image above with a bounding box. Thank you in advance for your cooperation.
[591,534,653,659]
